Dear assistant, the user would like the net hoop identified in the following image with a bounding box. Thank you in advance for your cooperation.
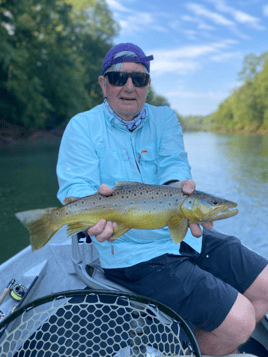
[0,289,201,357]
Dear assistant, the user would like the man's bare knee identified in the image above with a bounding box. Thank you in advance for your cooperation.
[214,293,256,347]
[195,293,256,355]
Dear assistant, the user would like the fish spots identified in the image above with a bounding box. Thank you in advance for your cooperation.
[99,197,102,200]
[143,200,147,204]
[65,212,69,216]
[81,201,85,205]
[55,211,59,216]
[92,202,96,206]
[151,196,154,200]
[159,201,163,205]
[121,196,124,199]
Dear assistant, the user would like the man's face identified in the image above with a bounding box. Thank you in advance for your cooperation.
[98,62,151,121]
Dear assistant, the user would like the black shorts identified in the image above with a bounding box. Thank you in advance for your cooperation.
[104,229,268,332]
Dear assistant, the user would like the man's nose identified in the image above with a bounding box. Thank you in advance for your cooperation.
[124,77,135,90]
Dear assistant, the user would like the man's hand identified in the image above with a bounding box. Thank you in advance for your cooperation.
[87,184,118,242]
[168,180,213,237]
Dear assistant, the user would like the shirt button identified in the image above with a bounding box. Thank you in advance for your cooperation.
[115,120,118,124]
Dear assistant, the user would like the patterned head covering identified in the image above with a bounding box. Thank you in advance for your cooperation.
[102,43,153,75]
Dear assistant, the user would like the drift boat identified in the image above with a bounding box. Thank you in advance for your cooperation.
[0,228,267,357]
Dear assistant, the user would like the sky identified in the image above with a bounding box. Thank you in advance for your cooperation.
[106,0,268,116]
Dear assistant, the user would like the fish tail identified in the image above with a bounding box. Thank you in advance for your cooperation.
[15,208,59,252]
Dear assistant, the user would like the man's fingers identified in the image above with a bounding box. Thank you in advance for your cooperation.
[202,221,213,230]
[189,222,202,238]
[87,219,106,236]
[182,180,196,194]
[95,221,114,242]
[189,221,213,238]
[99,184,113,196]
[87,220,118,242]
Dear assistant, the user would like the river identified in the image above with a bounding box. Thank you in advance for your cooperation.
[0,132,268,265]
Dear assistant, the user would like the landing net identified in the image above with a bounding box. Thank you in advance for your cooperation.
[0,290,201,357]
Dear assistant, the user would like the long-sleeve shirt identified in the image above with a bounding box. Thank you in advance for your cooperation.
[57,103,202,268]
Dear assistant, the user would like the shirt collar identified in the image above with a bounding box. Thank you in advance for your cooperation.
[103,98,147,131]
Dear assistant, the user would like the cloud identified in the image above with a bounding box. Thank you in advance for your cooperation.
[208,0,265,30]
[150,40,238,75]
[165,89,228,101]
[182,15,215,31]
[118,12,167,34]
[107,0,167,34]
[106,0,131,12]
[186,3,235,26]
[264,5,268,16]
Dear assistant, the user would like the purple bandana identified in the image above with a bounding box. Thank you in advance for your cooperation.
[102,43,154,75]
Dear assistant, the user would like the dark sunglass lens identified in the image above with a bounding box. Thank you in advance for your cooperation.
[132,73,149,87]
[106,72,149,87]
[107,72,128,86]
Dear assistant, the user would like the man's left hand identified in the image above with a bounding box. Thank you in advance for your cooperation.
[168,180,213,237]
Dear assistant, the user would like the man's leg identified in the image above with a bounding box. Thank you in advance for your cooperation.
[194,293,256,355]
[243,265,268,323]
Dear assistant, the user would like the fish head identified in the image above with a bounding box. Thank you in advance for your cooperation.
[180,191,238,223]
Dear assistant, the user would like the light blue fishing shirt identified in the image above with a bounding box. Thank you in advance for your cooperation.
[57,103,203,268]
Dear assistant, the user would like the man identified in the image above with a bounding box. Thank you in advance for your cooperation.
[57,43,268,356]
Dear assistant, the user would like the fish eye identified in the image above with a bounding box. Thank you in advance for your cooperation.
[211,199,219,205]
[187,199,193,205]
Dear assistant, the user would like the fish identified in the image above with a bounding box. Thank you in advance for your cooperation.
[15,181,238,251]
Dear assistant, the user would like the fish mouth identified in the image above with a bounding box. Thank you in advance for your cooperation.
[208,205,238,221]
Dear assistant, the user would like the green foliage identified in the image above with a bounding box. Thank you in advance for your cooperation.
[146,86,170,107]
[0,0,119,130]
[207,51,268,132]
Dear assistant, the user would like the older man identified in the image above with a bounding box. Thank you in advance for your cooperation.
[57,43,268,356]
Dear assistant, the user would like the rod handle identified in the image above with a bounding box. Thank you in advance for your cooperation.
[0,288,10,305]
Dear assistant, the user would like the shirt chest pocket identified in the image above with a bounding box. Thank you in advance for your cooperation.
[137,144,158,181]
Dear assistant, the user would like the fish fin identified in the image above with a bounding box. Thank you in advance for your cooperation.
[113,181,142,190]
[67,222,94,236]
[63,196,80,205]
[15,208,60,252]
[110,225,131,241]
[168,216,189,244]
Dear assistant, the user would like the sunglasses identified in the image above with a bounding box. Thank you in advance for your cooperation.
[105,72,150,87]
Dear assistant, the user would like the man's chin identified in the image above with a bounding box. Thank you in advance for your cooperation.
[115,108,141,121]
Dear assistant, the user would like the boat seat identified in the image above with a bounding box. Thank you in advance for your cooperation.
[71,232,134,293]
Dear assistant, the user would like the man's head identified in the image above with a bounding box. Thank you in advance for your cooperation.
[98,43,154,121]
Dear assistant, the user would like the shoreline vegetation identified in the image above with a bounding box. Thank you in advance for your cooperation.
[1,2,267,144]
[1,116,268,146]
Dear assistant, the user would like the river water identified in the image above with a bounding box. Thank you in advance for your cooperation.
[0,132,268,265]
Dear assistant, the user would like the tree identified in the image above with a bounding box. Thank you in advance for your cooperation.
[0,0,119,130]
[146,87,170,107]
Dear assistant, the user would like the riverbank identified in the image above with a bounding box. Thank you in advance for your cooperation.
[0,120,66,145]
[1,120,268,145]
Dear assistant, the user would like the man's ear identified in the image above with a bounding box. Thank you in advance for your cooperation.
[98,76,107,97]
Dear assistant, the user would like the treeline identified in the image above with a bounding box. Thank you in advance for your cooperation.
[0,0,169,133]
[207,51,268,132]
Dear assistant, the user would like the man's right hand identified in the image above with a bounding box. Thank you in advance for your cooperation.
[87,184,118,242]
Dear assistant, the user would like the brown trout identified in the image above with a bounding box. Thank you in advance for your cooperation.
[15,181,238,251]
